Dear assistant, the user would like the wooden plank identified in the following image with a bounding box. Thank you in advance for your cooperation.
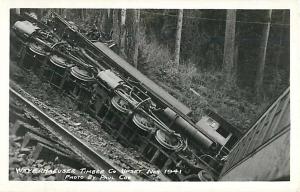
[263,96,289,143]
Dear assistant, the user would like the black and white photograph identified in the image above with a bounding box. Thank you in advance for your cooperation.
[1,0,300,190]
[7,8,291,182]
[9,8,290,182]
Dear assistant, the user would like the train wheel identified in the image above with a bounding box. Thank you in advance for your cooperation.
[197,170,214,181]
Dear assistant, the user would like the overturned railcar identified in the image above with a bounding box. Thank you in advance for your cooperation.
[10,10,247,181]
[219,88,290,181]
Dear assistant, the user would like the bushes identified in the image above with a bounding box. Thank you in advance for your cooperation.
[138,36,268,132]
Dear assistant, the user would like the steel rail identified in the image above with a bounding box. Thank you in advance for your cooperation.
[9,87,138,181]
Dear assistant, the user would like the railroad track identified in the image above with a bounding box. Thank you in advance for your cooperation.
[9,87,138,181]
[9,100,94,181]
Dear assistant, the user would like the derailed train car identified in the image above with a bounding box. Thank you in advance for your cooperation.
[10,10,243,181]
[219,88,290,181]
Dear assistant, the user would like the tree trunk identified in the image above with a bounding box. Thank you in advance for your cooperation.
[273,10,286,90]
[255,10,272,99]
[101,9,112,35]
[223,9,237,85]
[133,9,140,68]
[106,9,113,36]
[81,9,85,21]
[233,42,239,80]
[160,9,168,38]
[174,9,183,68]
[100,10,107,32]
[119,9,127,58]
[62,9,67,19]
[112,9,120,46]
[95,10,102,29]
[16,8,20,15]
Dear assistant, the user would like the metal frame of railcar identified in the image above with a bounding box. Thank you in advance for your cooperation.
[219,87,290,178]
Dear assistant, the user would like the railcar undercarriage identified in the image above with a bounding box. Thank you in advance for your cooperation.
[10,11,242,181]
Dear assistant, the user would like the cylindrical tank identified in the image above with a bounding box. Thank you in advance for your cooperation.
[97,70,123,89]
[13,21,39,37]
[163,108,215,148]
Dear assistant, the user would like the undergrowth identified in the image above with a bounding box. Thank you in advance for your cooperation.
[139,34,269,132]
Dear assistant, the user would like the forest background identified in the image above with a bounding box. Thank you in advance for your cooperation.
[21,9,290,133]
